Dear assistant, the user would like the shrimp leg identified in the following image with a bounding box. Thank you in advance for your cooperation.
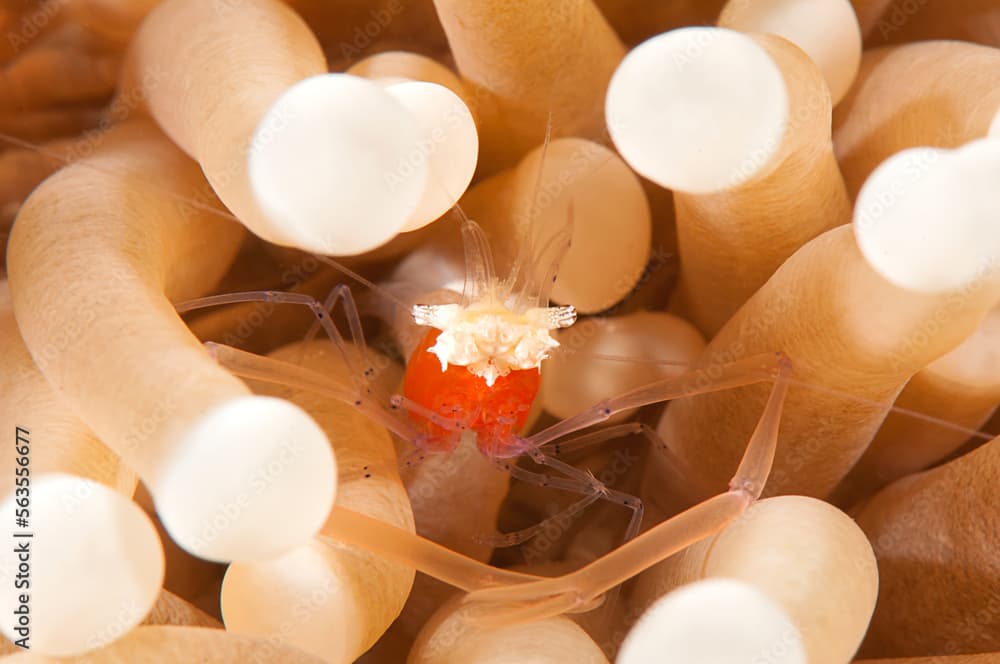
[204,342,471,461]
[207,342,546,597]
[475,492,603,548]
[522,450,644,543]
[542,422,704,507]
[462,355,791,624]
[319,507,541,593]
[177,289,370,391]
[203,342,421,442]
[178,288,467,443]
[526,351,785,447]
[476,356,791,608]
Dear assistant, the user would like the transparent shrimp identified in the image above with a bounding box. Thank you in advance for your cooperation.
[169,201,996,630]
[166,195,790,595]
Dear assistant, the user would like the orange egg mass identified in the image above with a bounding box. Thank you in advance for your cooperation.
[403,328,540,457]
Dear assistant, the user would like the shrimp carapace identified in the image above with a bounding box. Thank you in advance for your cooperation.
[404,328,541,458]
[402,216,575,458]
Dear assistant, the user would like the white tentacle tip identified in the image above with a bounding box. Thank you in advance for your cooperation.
[0,474,164,656]
[717,0,861,105]
[606,27,788,193]
[248,73,428,256]
[384,81,479,231]
[854,138,1000,293]
[150,396,336,563]
[619,578,806,664]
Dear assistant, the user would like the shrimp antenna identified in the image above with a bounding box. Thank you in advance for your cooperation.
[460,216,499,306]
[311,254,411,313]
[526,201,574,307]
[313,174,472,314]
[505,112,555,307]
